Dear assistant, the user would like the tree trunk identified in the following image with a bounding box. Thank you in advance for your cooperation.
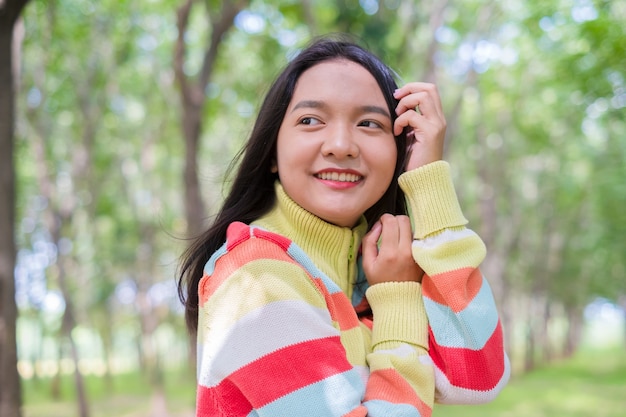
[174,0,248,239]
[99,317,114,394]
[135,224,169,417]
[539,299,552,363]
[50,342,62,400]
[58,259,90,417]
[28,95,92,417]
[0,1,30,416]
[418,0,448,84]
[523,305,536,372]
[173,0,248,370]
[564,305,583,357]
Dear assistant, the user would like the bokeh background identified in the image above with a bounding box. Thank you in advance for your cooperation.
[1,0,625,416]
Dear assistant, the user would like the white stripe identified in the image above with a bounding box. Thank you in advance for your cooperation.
[198,299,338,387]
[353,364,370,386]
[412,228,477,250]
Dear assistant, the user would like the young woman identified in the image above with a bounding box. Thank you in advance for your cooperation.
[178,36,510,417]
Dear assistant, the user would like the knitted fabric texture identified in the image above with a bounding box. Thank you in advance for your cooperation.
[195,161,510,416]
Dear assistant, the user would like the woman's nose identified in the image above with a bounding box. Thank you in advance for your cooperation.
[321,124,359,159]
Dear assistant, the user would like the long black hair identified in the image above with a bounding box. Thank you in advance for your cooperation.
[178,35,409,332]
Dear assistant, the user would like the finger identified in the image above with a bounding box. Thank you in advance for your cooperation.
[393,109,418,136]
[394,82,436,100]
[361,221,382,265]
[395,82,442,107]
[377,214,400,256]
[395,83,444,120]
[394,110,440,137]
[396,215,414,251]
[396,90,444,121]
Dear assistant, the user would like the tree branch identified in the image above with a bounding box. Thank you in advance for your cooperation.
[174,0,194,104]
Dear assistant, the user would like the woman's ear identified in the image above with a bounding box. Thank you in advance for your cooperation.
[270,160,278,173]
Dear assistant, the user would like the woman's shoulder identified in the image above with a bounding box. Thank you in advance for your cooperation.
[202,221,348,300]
[203,222,296,276]
[198,222,328,309]
[225,221,294,252]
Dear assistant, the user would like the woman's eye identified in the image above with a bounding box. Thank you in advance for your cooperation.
[358,120,382,129]
[299,117,321,125]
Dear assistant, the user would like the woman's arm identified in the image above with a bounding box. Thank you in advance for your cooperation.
[360,213,435,415]
[362,281,434,416]
[399,161,511,404]
[392,81,509,404]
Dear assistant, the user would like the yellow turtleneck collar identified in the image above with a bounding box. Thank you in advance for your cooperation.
[252,181,368,298]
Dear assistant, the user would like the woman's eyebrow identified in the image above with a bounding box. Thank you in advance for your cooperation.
[291,100,390,118]
[291,100,326,112]
[361,105,391,119]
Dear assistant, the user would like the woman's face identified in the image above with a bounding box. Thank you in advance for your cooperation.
[275,59,397,227]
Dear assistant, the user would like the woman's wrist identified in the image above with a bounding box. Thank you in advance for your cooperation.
[365,282,428,349]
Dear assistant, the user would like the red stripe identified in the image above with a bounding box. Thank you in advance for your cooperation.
[428,320,505,390]
[199,238,301,305]
[365,368,432,416]
[197,377,252,417]
[422,267,482,313]
[225,222,293,251]
[310,278,360,331]
[225,222,252,251]
[253,227,293,251]
[330,291,360,331]
[198,336,353,412]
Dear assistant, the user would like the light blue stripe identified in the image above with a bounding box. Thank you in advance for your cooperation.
[250,369,365,417]
[286,242,343,294]
[364,399,422,417]
[203,242,228,275]
[424,277,498,349]
[351,257,369,307]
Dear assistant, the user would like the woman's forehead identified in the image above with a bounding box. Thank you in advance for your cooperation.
[290,60,386,109]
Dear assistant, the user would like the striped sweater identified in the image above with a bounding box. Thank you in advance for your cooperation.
[196,161,510,416]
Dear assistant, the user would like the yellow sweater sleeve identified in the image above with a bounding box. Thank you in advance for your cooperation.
[363,281,435,414]
[398,161,468,239]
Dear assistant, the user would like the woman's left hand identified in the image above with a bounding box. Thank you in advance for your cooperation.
[361,214,424,286]
[393,83,447,171]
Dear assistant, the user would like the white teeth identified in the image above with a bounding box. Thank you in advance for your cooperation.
[317,172,361,182]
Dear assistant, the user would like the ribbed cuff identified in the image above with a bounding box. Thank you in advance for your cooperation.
[365,282,428,350]
[398,161,467,239]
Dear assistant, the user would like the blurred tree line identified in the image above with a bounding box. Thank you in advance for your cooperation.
[1,0,624,416]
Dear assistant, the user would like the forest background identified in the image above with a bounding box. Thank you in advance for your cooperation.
[0,0,625,416]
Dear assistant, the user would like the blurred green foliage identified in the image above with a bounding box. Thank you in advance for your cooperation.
[11,0,626,413]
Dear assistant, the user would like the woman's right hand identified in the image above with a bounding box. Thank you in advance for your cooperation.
[361,214,424,286]
[394,82,447,171]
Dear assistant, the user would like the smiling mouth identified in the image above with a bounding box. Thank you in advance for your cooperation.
[316,172,362,182]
